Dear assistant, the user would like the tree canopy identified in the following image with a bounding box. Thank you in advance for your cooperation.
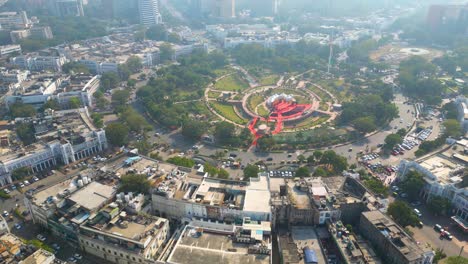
[105,123,129,146]
[295,166,311,177]
[243,164,259,181]
[9,102,36,118]
[400,170,425,201]
[387,200,419,227]
[167,157,195,168]
[384,134,403,150]
[119,174,150,194]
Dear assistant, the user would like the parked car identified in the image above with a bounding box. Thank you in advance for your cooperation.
[52,243,61,250]
[434,224,443,232]
[413,209,422,217]
[67,257,77,263]
[440,231,453,240]
[36,234,46,242]
[74,253,82,260]
[2,211,8,217]
[14,223,21,230]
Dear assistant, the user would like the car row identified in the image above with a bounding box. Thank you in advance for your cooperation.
[417,128,432,141]
[268,170,295,178]
[361,153,379,162]
[434,224,453,240]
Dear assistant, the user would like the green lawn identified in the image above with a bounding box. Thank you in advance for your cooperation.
[259,75,279,86]
[211,102,248,125]
[257,105,270,117]
[291,115,330,129]
[214,74,249,92]
[213,68,232,77]
[248,94,264,112]
[208,90,222,99]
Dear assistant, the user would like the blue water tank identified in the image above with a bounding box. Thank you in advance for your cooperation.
[303,247,318,264]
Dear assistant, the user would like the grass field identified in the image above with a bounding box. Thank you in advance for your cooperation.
[213,67,232,77]
[208,90,222,98]
[211,102,248,124]
[289,115,330,129]
[214,74,249,92]
[259,75,280,86]
[248,94,264,112]
[257,105,270,117]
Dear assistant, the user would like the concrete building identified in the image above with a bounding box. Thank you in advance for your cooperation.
[19,249,55,264]
[29,26,54,40]
[277,226,327,264]
[152,171,271,223]
[0,108,107,186]
[52,0,85,17]
[0,45,21,57]
[0,68,29,84]
[79,211,169,263]
[359,211,434,264]
[398,146,468,222]
[10,55,68,72]
[138,0,162,26]
[10,29,31,43]
[163,218,271,264]
[0,11,30,30]
[211,0,235,18]
[456,96,468,133]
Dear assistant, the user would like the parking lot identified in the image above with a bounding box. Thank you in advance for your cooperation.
[407,204,468,258]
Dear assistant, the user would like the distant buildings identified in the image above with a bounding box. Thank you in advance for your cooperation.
[427,4,468,31]
[0,233,56,263]
[10,54,67,72]
[456,96,468,133]
[0,11,30,30]
[0,45,21,57]
[138,0,162,26]
[359,211,434,264]
[51,0,85,17]
[10,26,54,43]
[211,0,235,18]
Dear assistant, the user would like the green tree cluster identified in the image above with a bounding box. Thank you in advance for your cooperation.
[384,133,403,150]
[167,157,195,168]
[295,166,311,177]
[119,174,151,194]
[387,200,419,227]
[105,123,129,146]
[243,164,259,181]
[9,102,36,118]
[203,163,229,179]
[182,120,208,140]
[427,196,451,216]
[16,123,36,145]
[400,170,425,201]
[316,150,348,174]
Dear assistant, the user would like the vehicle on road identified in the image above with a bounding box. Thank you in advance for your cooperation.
[414,209,422,217]
[14,223,21,230]
[434,224,444,232]
[74,253,82,260]
[52,243,61,250]
[36,234,46,242]
[2,211,8,217]
[440,231,453,240]
[266,157,273,161]
[67,257,77,263]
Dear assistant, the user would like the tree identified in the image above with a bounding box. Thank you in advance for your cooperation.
[400,171,425,201]
[119,174,150,194]
[127,79,137,89]
[160,43,174,62]
[243,164,259,181]
[42,99,60,110]
[364,178,389,196]
[11,167,30,181]
[62,61,90,74]
[313,150,323,161]
[319,150,348,173]
[9,102,36,117]
[387,200,419,227]
[111,90,130,110]
[16,123,35,145]
[433,248,447,263]
[214,121,236,144]
[353,117,377,134]
[146,24,167,40]
[105,123,129,146]
[297,154,306,163]
[296,166,311,177]
[443,119,462,138]
[100,72,120,91]
[427,196,451,216]
[167,157,195,167]
[125,56,143,73]
[313,167,328,176]
[396,128,407,137]
[68,97,81,109]
[182,120,207,140]
[257,136,275,151]
[384,134,403,150]
[120,108,149,132]
[306,155,315,164]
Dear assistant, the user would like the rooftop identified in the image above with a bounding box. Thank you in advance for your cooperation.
[290,226,326,264]
[68,181,116,211]
[361,211,427,262]
[168,220,271,264]
[19,249,55,264]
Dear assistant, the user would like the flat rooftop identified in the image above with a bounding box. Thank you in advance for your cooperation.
[291,226,326,264]
[168,226,270,264]
[419,156,462,183]
[243,176,271,213]
[33,177,75,205]
[68,181,116,211]
[21,249,55,264]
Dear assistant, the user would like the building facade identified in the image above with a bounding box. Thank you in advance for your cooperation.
[138,0,162,26]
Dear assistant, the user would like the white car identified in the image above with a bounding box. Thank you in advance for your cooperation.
[24,180,30,186]
[74,253,82,260]
[2,211,8,217]
[36,234,46,242]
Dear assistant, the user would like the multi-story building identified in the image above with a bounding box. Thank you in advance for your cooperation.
[0,233,55,263]
[79,210,169,263]
[10,55,68,72]
[456,96,468,133]
[0,45,21,57]
[359,211,434,264]
[0,69,29,83]
[52,0,85,17]
[10,29,30,43]
[30,26,54,40]
[211,0,235,18]
[0,215,8,235]
[138,0,162,26]
[0,11,30,30]
[0,108,107,186]
[398,143,468,222]
[162,218,271,264]
[152,171,272,223]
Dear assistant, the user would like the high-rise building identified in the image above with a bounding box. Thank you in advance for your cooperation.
[211,0,235,18]
[0,11,30,30]
[138,0,162,26]
[52,0,84,17]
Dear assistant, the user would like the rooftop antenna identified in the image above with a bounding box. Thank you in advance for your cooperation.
[327,31,334,75]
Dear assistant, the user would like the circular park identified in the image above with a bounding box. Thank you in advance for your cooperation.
[205,71,340,146]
